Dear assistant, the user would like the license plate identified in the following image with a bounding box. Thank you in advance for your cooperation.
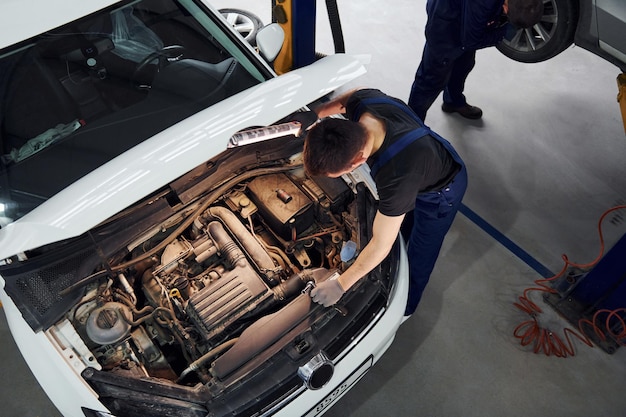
[304,355,373,417]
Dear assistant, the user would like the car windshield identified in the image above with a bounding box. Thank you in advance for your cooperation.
[0,0,269,224]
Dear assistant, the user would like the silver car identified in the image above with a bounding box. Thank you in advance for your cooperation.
[498,0,626,71]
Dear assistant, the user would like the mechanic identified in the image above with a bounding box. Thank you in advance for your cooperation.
[408,0,543,121]
[303,88,467,317]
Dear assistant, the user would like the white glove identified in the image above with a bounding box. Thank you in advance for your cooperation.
[310,277,345,307]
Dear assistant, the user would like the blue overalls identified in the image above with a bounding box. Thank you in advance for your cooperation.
[407,0,507,121]
[352,97,468,315]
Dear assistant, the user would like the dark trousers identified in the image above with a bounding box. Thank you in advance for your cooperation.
[402,164,468,315]
[408,42,476,121]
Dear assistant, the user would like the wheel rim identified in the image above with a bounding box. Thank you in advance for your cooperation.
[222,11,256,41]
[502,0,558,53]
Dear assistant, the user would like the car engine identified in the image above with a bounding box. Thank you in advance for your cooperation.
[67,166,360,387]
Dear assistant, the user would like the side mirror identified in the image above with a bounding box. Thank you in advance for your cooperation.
[255,23,284,63]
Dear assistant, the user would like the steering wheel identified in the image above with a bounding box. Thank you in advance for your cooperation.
[131,45,186,88]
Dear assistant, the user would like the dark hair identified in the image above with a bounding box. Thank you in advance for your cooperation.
[507,0,543,29]
[303,118,367,176]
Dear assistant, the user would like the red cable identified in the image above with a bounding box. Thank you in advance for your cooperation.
[513,205,626,357]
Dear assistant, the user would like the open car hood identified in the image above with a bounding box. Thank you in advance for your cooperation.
[0,54,367,260]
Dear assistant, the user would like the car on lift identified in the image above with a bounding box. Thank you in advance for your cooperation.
[0,1,409,417]
[497,0,626,71]
[219,8,264,45]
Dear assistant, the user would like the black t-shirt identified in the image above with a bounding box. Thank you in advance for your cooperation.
[345,89,461,216]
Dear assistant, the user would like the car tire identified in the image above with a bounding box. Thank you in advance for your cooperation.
[219,8,263,46]
[496,0,578,63]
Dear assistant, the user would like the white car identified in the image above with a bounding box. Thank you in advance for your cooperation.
[0,1,408,417]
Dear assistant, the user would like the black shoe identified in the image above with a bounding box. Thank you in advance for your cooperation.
[441,103,483,120]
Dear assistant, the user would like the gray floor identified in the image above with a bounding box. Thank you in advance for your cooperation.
[3,1,626,416]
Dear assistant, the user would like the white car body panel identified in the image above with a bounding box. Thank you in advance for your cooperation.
[0,53,367,261]
[0,293,111,417]
[0,0,120,50]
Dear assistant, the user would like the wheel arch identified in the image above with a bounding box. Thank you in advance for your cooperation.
[496,0,580,63]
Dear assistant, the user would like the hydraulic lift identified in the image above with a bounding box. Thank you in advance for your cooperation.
[271,0,345,75]
[544,229,626,354]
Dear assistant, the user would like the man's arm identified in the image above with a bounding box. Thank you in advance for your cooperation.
[461,0,508,50]
[314,88,363,118]
[310,211,405,306]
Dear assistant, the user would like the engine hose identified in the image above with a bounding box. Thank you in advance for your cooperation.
[207,221,247,269]
[513,205,626,357]
[177,338,239,382]
[247,215,298,273]
[116,304,156,327]
[271,271,311,301]
[109,165,293,272]
[204,206,275,271]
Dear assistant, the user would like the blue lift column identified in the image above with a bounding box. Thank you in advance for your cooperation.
[292,0,316,69]
[545,232,626,353]
[272,0,344,74]
[273,0,317,74]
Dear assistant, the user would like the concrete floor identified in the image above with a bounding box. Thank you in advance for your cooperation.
[2,0,626,416]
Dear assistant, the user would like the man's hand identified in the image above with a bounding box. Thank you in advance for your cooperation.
[289,110,319,132]
[310,278,345,307]
[503,23,518,41]
[310,212,404,308]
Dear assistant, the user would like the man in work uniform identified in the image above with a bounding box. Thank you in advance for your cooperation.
[408,0,543,121]
[303,88,467,317]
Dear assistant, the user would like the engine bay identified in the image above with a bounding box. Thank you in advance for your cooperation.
[64,164,362,389]
[0,131,397,416]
